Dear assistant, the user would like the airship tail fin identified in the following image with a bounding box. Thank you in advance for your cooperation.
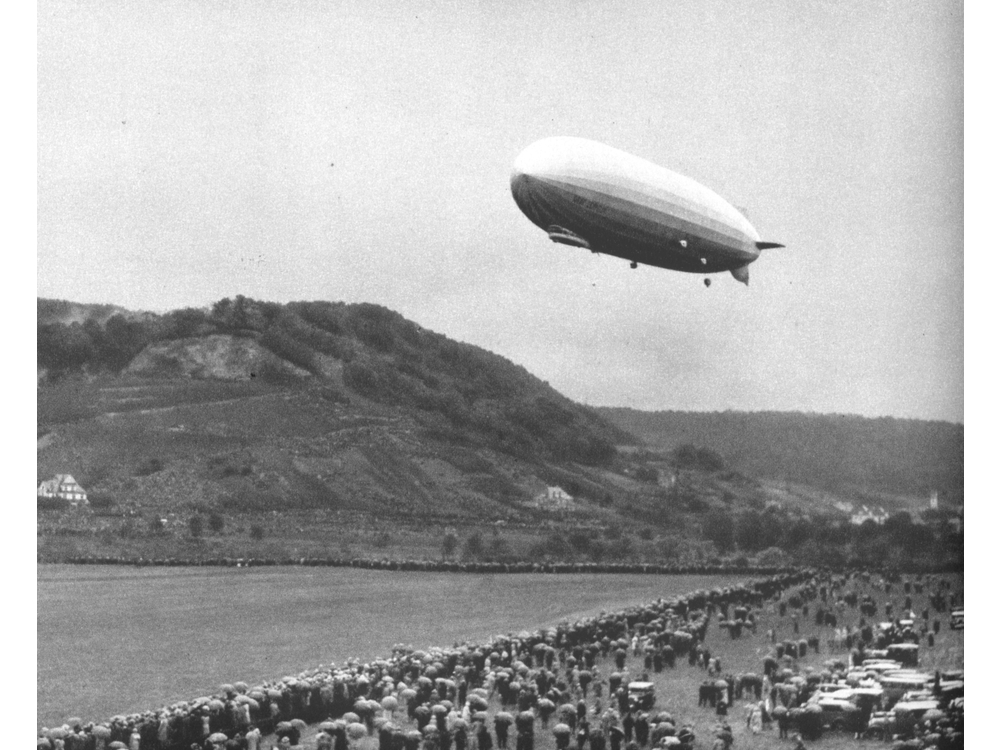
[730,265,750,285]
[755,241,785,250]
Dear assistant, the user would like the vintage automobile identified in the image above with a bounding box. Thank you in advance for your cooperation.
[879,673,934,706]
[886,643,919,667]
[627,681,656,710]
[813,697,862,731]
[863,699,940,740]
[950,608,964,630]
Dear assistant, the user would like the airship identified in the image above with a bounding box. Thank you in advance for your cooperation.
[510,137,783,286]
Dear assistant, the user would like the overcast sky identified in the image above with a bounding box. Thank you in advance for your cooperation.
[36,0,964,422]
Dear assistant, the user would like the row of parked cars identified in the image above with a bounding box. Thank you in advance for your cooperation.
[805,655,963,738]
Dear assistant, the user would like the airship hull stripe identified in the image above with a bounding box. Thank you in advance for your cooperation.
[512,173,756,271]
[535,174,756,252]
[545,170,757,243]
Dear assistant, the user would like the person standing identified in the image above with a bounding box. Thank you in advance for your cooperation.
[476,724,493,750]
[245,726,261,750]
[773,706,789,739]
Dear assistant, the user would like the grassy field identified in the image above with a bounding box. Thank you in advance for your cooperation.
[38,568,754,729]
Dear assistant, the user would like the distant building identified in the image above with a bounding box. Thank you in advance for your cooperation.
[929,491,939,510]
[850,505,889,525]
[526,485,574,510]
[37,474,88,506]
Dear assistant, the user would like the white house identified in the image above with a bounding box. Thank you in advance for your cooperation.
[527,485,574,510]
[37,474,88,506]
[850,505,889,525]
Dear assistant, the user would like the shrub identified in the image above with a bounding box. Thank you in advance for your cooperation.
[685,496,709,513]
[568,530,592,553]
[755,546,789,567]
[441,529,458,560]
[463,532,485,559]
[674,444,725,472]
[609,535,633,558]
[208,512,225,534]
[373,529,391,548]
[249,524,265,540]
[37,496,70,511]
[489,535,511,560]
[87,493,116,510]
[534,532,571,559]
[136,458,165,476]
[635,465,659,482]
[189,515,204,538]
[638,527,654,541]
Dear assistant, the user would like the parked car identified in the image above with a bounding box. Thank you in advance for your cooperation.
[814,697,862,731]
[627,681,656,710]
[886,643,919,667]
[950,608,964,630]
[863,700,939,740]
[879,673,934,707]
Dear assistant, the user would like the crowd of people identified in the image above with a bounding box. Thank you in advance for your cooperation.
[37,571,809,750]
[37,568,964,750]
[685,571,963,748]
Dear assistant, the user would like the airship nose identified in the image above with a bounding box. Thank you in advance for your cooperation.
[511,147,540,203]
[511,139,561,183]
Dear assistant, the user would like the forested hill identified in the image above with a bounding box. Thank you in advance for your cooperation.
[597,407,963,502]
[37,296,630,467]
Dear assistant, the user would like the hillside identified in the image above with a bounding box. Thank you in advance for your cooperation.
[36,297,963,569]
[597,408,964,507]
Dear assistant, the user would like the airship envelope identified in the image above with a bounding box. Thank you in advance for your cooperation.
[511,137,782,285]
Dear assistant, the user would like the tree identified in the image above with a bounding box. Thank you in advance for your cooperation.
[441,528,459,560]
[674,444,725,472]
[635,465,659,482]
[208,512,225,534]
[249,524,265,540]
[463,532,485,559]
[490,535,511,560]
[188,515,204,538]
[703,510,735,553]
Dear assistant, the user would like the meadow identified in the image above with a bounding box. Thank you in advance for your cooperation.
[37,567,748,729]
